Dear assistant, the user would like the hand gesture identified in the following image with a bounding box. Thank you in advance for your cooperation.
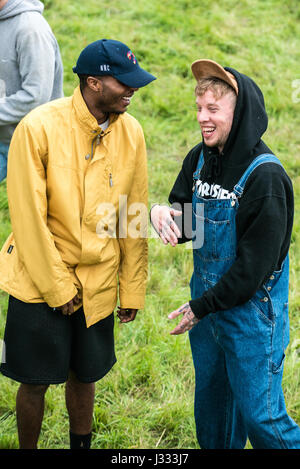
[168,302,199,335]
[150,205,182,247]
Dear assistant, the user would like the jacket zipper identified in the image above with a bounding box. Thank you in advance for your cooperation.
[90,132,113,187]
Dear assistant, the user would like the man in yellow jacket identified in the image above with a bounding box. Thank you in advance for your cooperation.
[0,39,156,449]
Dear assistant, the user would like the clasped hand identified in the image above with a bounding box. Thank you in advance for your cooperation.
[116,307,138,323]
[57,293,81,316]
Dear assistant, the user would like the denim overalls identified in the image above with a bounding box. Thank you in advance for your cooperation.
[189,151,300,449]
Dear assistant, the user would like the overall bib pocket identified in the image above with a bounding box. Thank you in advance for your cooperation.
[192,207,236,261]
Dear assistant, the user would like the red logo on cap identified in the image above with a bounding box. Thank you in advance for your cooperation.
[127,51,136,64]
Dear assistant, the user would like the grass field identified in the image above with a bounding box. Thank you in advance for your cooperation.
[0,0,299,449]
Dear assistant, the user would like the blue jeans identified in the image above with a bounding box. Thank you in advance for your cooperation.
[189,152,300,448]
[0,142,9,182]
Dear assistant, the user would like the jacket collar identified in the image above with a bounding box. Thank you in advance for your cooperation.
[72,86,119,136]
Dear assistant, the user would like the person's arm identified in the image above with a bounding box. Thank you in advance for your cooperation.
[117,125,148,319]
[150,144,200,245]
[169,165,293,332]
[7,119,78,307]
[0,24,62,125]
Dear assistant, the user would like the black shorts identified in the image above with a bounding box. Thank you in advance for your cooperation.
[0,296,116,385]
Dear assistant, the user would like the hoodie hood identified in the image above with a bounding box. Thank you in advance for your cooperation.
[0,0,43,19]
[201,67,271,188]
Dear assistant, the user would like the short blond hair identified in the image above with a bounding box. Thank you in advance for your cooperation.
[195,77,237,104]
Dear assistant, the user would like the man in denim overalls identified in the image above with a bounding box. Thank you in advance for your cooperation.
[151,60,300,449]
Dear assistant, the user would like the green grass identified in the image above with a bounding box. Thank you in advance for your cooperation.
[0,0,300,449]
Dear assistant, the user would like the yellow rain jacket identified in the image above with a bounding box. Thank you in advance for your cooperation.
[0,86,148,327]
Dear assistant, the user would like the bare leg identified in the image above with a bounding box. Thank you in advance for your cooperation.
[65,371,95,437]
[16,383,49,449]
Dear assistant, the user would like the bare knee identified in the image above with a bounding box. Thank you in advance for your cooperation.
[19,383,49,397]
[67,371,95,389]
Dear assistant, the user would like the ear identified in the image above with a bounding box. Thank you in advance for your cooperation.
[86,76,102,93]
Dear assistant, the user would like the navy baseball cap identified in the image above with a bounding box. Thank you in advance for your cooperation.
[73,39,156,88]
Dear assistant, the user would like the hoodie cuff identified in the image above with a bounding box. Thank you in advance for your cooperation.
[189,299,210,320]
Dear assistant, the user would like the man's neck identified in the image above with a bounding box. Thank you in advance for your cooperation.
[96,112,109,125]
[81,88,108,125]
[85,101,108,125]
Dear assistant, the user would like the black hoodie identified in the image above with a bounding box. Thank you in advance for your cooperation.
[168,68,294,319]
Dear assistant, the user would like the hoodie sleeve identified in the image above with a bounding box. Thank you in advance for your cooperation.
[189,163,294,319]
[0,19,62,125]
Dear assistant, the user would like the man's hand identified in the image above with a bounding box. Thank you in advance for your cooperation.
[168,302,200,335]
[117,307,138,323]
[150,205,182,247]
[58,293,81,316]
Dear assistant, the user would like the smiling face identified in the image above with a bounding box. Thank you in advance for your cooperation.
[81,75,139,124]
[196,85,236,153]
[94,76,138,115]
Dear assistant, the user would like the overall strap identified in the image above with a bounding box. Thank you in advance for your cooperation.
[192,149,204,192]
[196,149,204,172]
[233,154,283,197]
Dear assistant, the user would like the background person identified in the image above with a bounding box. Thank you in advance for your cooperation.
[0,0,63,182]
[151,59,300,449]
[0,39,156,449]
